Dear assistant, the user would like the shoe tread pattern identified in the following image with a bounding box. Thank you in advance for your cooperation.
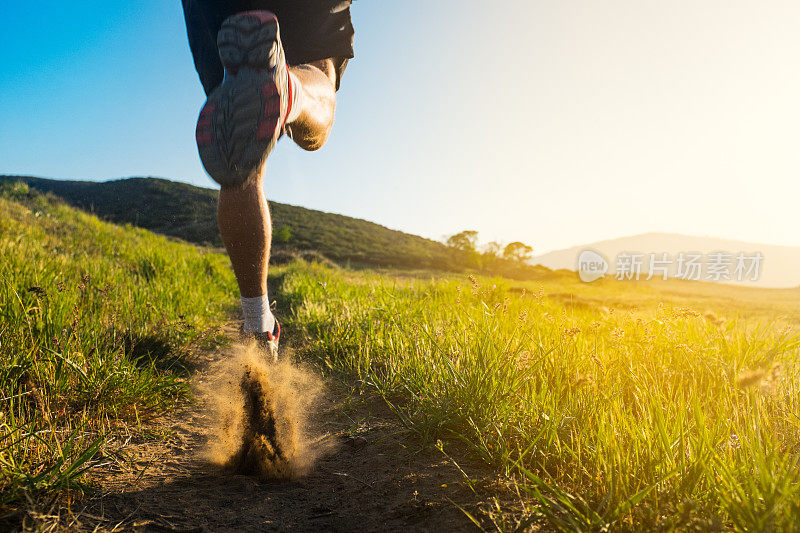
[197,11,287,187]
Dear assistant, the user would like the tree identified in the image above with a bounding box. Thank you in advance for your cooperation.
[503,241,533,262]
[483,241,503,257]
[445,230,479,252]
[445,230,480,268]
[478,240,504,270]
[274,225,292,244]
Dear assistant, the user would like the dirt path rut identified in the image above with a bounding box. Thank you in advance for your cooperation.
[83,334,484,532]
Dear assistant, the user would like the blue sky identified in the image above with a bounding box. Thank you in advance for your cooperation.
[2,1,800,253]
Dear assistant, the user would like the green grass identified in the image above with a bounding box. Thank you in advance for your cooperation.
[3,178,799,530]
[275,262,800,531]
[0,182,236,509]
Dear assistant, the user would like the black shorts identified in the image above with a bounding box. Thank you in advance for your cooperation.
[182,0,354,95]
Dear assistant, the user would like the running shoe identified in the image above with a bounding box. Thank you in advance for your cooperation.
[195,11,293,186]
[241,321,281,362]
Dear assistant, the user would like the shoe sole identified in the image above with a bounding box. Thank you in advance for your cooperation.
[195,11,288,187]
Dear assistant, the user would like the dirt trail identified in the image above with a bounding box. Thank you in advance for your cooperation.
[81,330,485,532]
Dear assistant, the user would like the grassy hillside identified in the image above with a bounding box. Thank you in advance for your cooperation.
[0,175,461,271]
[0,182,236,512]
[2,175,553,280]
[3,178,799,530]
[275,262,800,530]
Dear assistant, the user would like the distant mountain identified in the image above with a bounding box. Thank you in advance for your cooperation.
[533,232,800,288]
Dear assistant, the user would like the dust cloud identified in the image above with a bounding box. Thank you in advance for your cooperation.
[199,343,326,480]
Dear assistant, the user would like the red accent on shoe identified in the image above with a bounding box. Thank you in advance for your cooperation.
[196,104,216,146]
[284,67,293,128]
[239,10,277,24]
[262,83,278,98]
[256,119,278,140]
[268,322,281,342]
[257,81,281,140]
[264,98,279,117]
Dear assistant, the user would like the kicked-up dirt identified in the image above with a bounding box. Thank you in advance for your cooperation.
[72,333,489,532]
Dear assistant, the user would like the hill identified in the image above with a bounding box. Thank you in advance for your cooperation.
[0,175,457,271]
[533,231,800,288]
[1,175,552,280]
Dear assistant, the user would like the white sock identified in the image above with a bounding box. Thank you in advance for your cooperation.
[287,71,303,123]
[241,294,276,334]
